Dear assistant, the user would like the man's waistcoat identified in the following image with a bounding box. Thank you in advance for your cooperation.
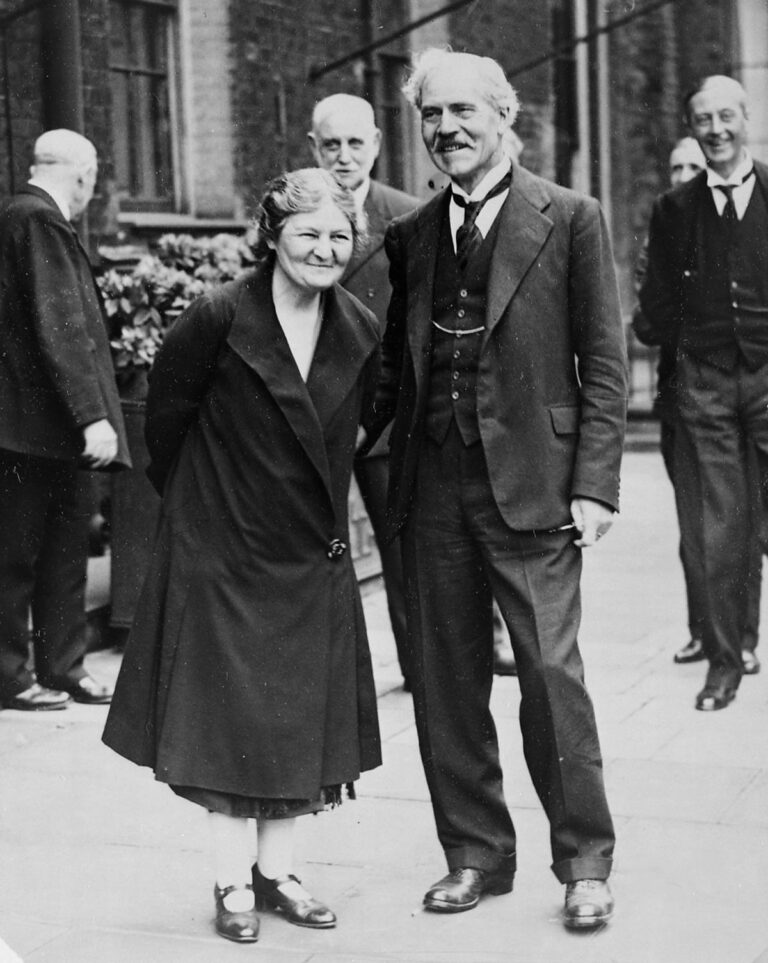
[682,184,768,371]
[424,211,500,445]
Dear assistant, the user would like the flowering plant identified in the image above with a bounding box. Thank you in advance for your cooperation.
[99,232,256,371]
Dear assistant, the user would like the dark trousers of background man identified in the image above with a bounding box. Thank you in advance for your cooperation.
[660,416,763,651]
[354,454,410,681]
[0,449,91,699]
[401,422,614,883]
[674,354,768,677]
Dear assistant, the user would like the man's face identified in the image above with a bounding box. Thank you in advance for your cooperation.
[310,107,381,192]
[688,80,748,178]
[668,141,705,187]
[419,62,508,194]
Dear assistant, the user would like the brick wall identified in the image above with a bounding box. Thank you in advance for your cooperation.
[0,2,44,198]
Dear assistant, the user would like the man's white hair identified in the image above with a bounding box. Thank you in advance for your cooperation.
[684,75,749,121]
[311,94,377,132]
[33,129,97,170]
[402,48,520,125]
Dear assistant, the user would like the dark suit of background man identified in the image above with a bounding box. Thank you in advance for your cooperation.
[309,93,419,688]
[633,135,763,676]
[640,76,768,712]
[363,49,627,930]
[0,129,130,711]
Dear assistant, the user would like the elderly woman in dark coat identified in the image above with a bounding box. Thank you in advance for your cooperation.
[103,169,382,943]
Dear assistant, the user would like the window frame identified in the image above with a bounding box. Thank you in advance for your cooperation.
[108,0,181,212]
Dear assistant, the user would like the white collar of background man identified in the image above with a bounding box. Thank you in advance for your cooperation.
[706,149,754,188]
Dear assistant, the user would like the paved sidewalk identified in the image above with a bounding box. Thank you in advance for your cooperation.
[2,448,768,962]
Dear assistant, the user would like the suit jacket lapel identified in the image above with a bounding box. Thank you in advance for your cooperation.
[227,265,333,498]
[485,166,553,341]
[405,191,447,389]
[343,185,388,281]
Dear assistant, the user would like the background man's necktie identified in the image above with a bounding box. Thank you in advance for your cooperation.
[716,184,737,226]
[715,168,755,227]
[453,170,512,271]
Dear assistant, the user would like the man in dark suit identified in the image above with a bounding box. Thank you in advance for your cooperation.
[309,93,419,687]
[363,49,627,929]
[640,76,768,712]
[634,135,763,674]
[0,129,130,711]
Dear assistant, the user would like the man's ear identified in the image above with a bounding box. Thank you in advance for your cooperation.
[308,131,320,163]
[372,128,382,160]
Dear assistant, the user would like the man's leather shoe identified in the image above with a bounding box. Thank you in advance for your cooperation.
[673,638,705,664]
[60,675,113,705]
[695,680,737,711]
[742,650,761,675]
[1,683,70,711]
[563,879,614,929]
[252,865,335,928]
[423,867,514,913]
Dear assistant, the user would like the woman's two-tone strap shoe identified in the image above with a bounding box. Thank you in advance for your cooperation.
[252,865,336,928]
[213,884,260,942]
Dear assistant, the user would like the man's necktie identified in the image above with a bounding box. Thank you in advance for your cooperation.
[715,167,755,227]
[716,184,737,226]
[453,169,512,271]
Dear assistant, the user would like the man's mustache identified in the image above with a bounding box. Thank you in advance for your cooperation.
[432,137,470,152]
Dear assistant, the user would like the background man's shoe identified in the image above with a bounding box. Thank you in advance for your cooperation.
[695,678,738,711]
[674,638,705,664]
[1,683,70,711]
[59,675,113,705]
[564,879,614,929]
[493,646,518,676]
[423,867,513,913]
[741,651,761,675]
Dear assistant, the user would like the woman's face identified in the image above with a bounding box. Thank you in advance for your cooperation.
[269,198,354,295]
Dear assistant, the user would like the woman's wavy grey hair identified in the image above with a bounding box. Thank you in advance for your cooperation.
[402,48,520,125]
[251,168,365,260]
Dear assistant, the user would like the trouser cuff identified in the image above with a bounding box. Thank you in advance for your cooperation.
[446,846,516,877]
[551,856,612,884]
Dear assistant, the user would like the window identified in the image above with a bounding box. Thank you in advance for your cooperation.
[109,0,178,209]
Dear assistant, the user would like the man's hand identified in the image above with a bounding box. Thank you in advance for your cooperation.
[82,419,118,468]
[570,497,614,548]
[355,426,368,452]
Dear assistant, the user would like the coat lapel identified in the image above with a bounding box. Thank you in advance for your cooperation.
[227,265,333,498]
[405,191,448,389]
[485,165,553,341]
[306,284,377,428]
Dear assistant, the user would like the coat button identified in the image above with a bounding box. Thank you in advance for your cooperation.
[327,538,347,560]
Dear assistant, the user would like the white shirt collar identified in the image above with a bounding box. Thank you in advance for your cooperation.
[706,150,753,188]
[27,179,71,221]
[451,156,512,203]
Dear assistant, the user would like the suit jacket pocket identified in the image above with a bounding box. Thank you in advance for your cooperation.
[549,404,580,435]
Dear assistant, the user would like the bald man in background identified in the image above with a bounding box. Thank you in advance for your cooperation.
[309,94,419,688]
[0,129,130,711]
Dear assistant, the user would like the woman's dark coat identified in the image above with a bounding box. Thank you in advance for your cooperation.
[103,264,382,799]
